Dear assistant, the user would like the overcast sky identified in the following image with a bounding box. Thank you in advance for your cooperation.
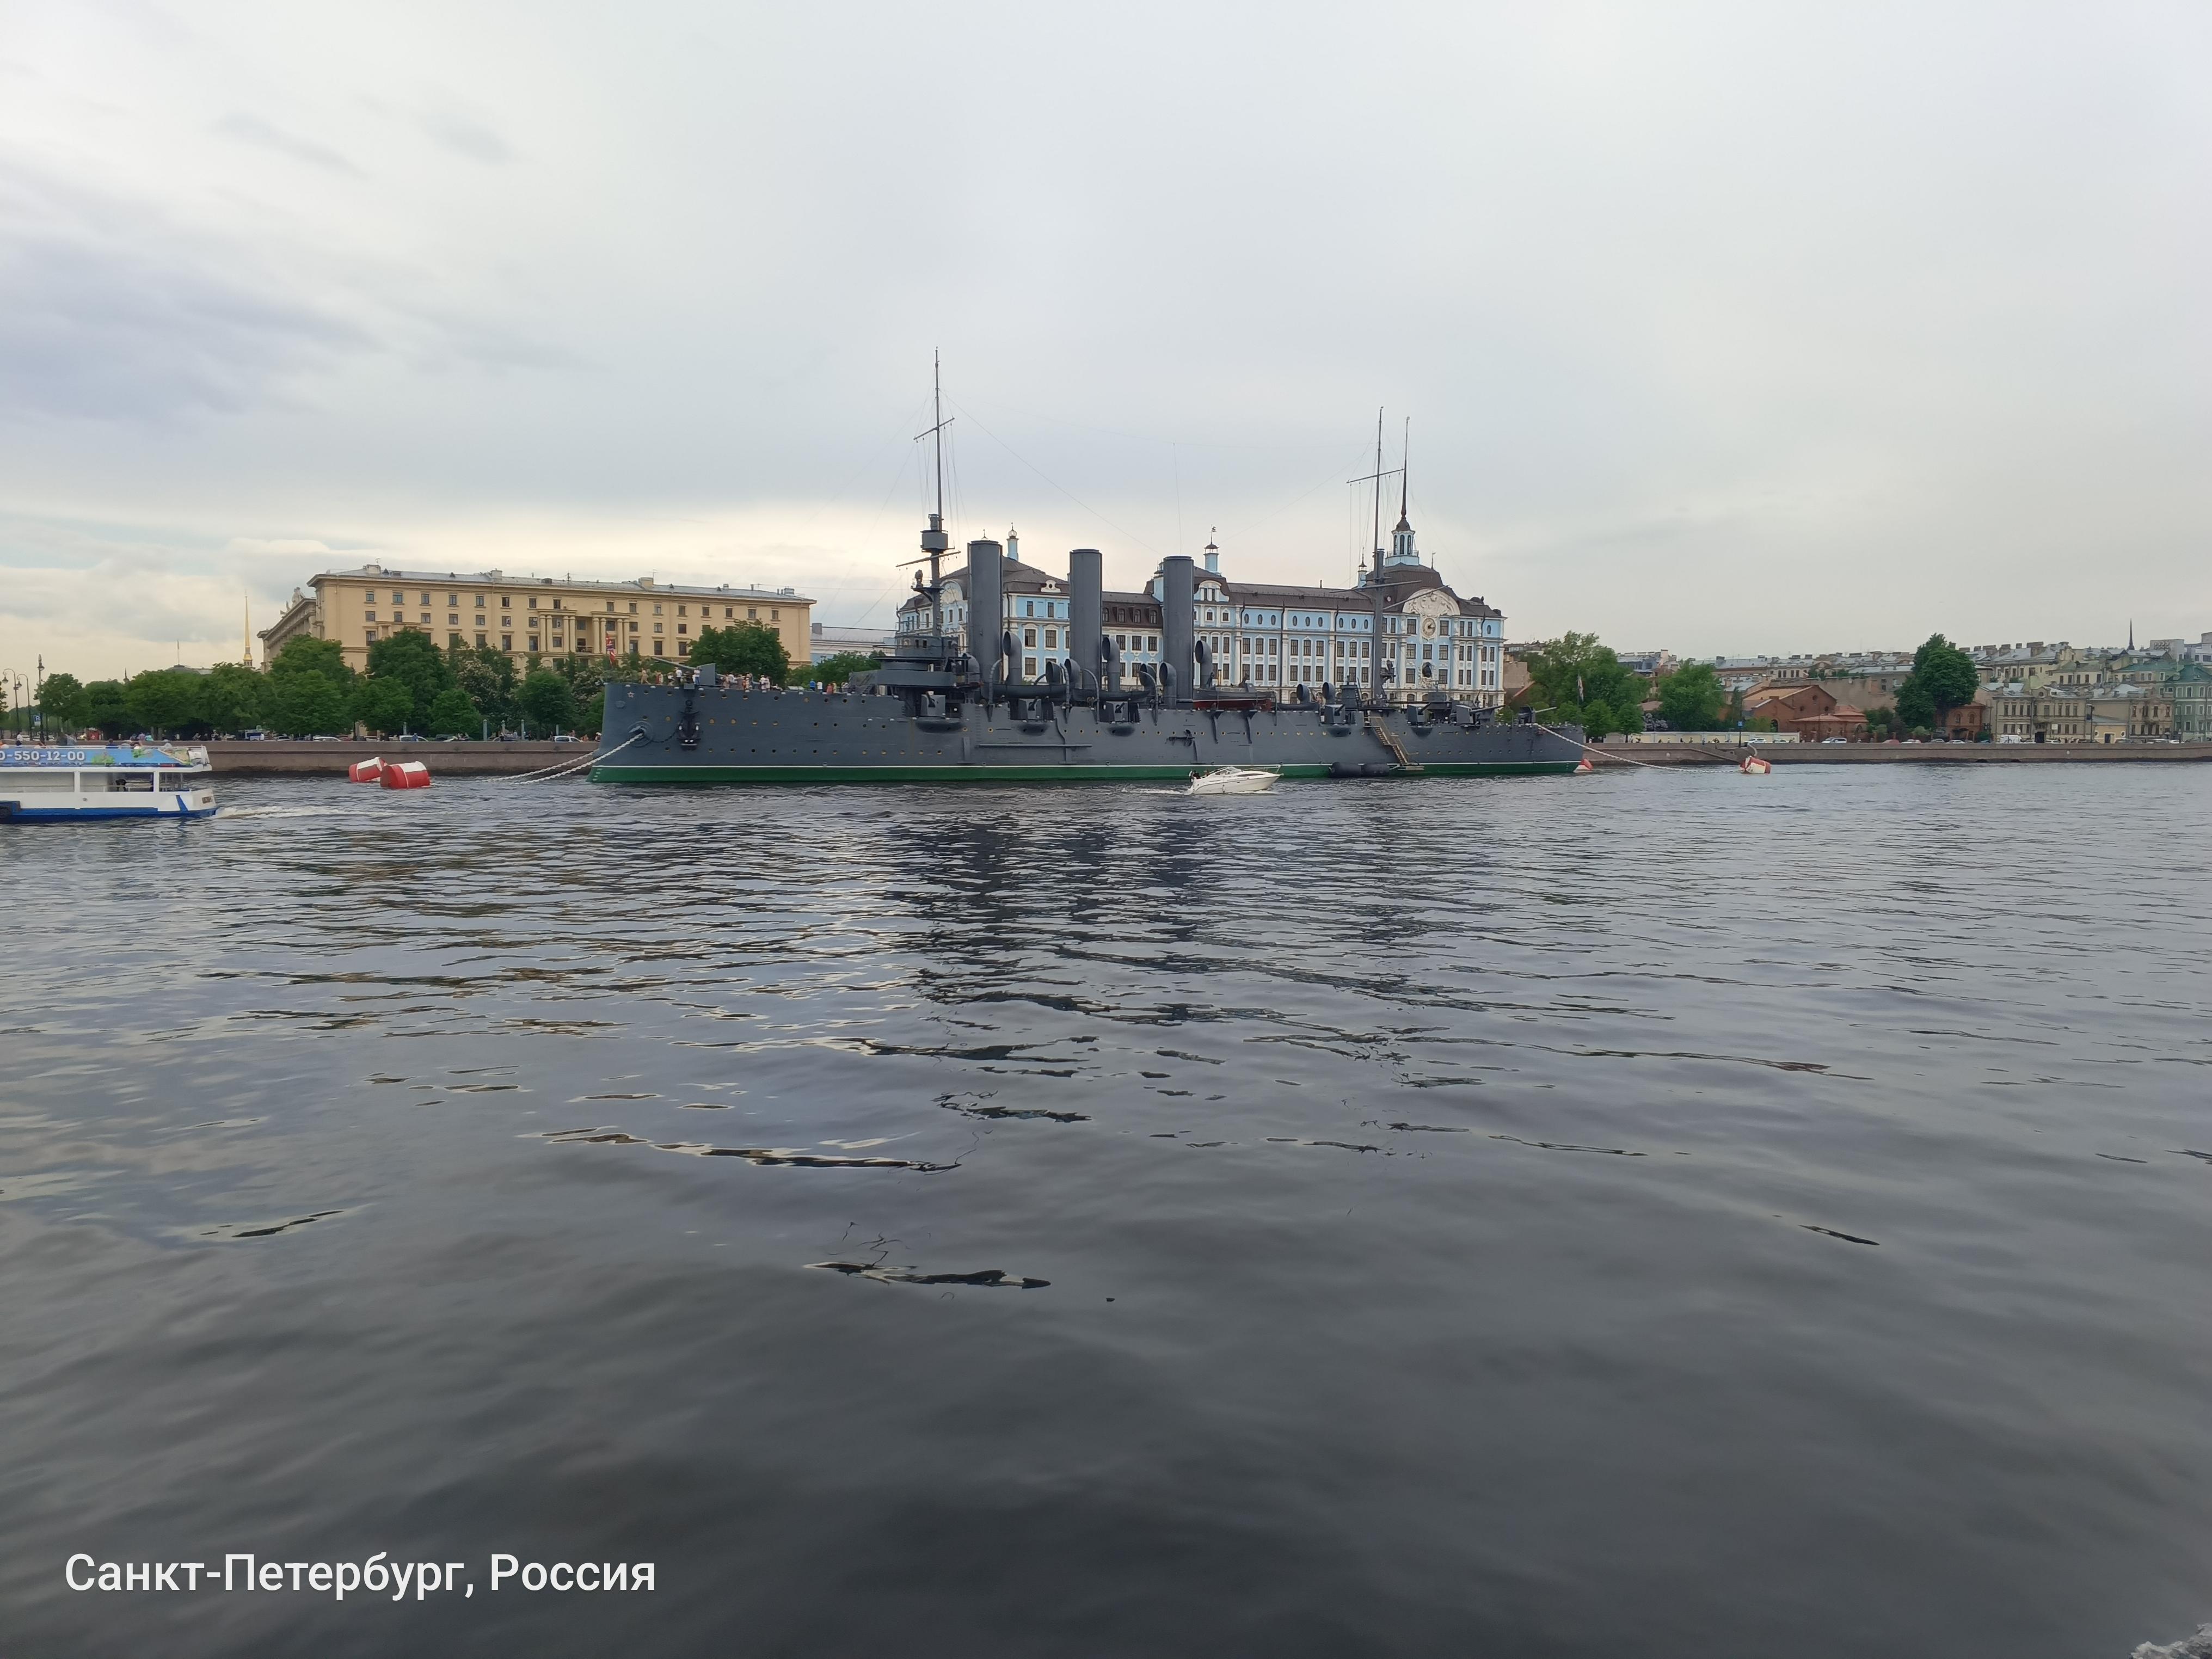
[3,1,2208,680]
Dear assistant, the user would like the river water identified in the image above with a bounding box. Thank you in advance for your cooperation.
[2,766,2208,1657]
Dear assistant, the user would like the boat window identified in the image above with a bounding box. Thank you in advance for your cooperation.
[7,771,75,791]
[107,773,155,792]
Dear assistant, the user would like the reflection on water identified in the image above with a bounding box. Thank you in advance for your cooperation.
[3,767,2210,1657]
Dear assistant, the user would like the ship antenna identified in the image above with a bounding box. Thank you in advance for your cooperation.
[1372,406,1385,582]
[914,351,955,650]
[1346,406,1403,705]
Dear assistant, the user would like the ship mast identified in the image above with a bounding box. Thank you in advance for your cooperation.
[1372,407,1386,585]
[1348,406,1403,704]
[915,351,953,649]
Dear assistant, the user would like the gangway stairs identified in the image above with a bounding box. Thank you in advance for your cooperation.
[1369,718,1424,773]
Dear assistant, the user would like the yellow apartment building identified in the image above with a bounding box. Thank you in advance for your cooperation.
[260,565,814,673]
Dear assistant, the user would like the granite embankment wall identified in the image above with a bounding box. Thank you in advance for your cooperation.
[202,741,582,775]
[1586,742,2212,767]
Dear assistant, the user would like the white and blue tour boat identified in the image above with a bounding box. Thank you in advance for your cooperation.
[0,744,217,822]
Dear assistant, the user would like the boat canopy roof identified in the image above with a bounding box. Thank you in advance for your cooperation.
[0,744,210,770]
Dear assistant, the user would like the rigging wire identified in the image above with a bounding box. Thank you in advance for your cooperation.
[945,395,1162,557]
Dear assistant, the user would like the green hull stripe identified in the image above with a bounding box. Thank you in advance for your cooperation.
[588,761,1578,784]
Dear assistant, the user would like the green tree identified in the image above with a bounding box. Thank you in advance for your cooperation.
[200,662,268,734]
[1524,632,1645,739]
[554,656,610,736]
[516,667,576,736]
[691,622,791,684]
[263,632,354,735]
[1894,678,1936,730]
[365,631,452,727]
[426,686,481,737]
[81,680,131,737]
[270,635,353,686]
[1894,634,1977,731]
[1655,662,1726,732]
[352,677,416,735]
[448,643,517,732]
[806,650,882,686]
[271,672,351,737]
[124,668,206,737]
[39,672,87,735]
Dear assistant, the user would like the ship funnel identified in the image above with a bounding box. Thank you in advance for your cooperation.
[1067,548,1102,693]
[965,540,1003,682]
[1159,555,1195,706]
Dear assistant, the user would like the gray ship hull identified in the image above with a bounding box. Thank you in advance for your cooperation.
[589,683,1585,783]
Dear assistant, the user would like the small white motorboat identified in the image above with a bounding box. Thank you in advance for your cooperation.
[1187,765,1280,796]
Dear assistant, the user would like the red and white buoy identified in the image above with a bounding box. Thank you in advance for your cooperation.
[380,760,432,789]
[1740,752,1772,776]
[1574,757,1595,773]
[348,757,385,783]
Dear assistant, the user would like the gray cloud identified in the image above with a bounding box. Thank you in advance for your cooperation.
[0,166,368,422]
[214,112,362,175]
[420,108,512,165]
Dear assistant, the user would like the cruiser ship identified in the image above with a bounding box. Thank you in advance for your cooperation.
[0,744,217,821]
[589,381,1583,785]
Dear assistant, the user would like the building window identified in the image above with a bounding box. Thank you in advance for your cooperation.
[501,597,511,609]
[748,607,757,620]
[677,623,687,635]
[365,610,377,622]
[1024,656,1037,677]
[502,635,513,650]
[1023,628,1037,647]
[450,632,462,647]
[365,628,378,641]
[476,632,487,647]
[677,604,686,616]
[476,596,486,609]
[771,610,779,622]
[528,635,539,651]
[629,601,638,613]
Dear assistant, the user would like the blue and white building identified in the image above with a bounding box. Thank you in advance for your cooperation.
[899,511,1509,708]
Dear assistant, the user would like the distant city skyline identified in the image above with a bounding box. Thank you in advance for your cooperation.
[5,2,2208,679]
